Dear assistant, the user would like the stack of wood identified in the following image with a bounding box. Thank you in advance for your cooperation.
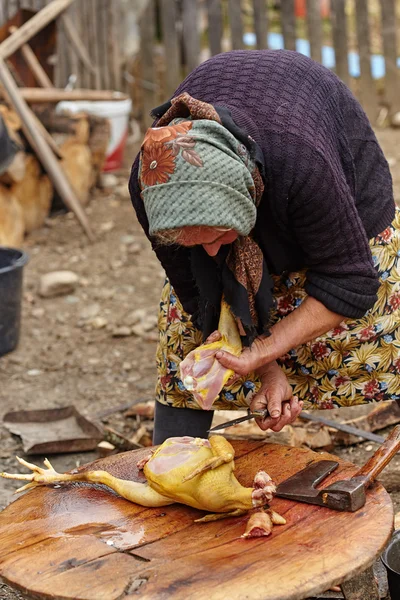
[0,0,130,247]
[0,101,110,247]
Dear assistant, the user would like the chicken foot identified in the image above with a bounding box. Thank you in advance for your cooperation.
[182,435,235,482]
[1,456,173,508]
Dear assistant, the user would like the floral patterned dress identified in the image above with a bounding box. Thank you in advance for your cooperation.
[156,209,400,411]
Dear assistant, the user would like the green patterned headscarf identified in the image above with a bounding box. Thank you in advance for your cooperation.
[137,92,273,346]
[138,119,258,236]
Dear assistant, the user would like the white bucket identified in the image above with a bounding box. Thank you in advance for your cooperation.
[56,98,132,172]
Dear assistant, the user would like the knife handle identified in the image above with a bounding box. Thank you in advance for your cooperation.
[355,424,400,487]
[248,409,270,419]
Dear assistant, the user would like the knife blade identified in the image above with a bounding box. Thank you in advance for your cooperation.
[208,409,269,432]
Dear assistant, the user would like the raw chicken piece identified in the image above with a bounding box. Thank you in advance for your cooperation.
[241,508,286,538]
[1,436,283,528]
[180,299,242,409]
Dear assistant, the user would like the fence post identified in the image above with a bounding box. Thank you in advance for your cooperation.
[228,0,244,50]
[380,0,400,119]
[207,0,223,55]
[280,0,296,51]
[330,0,349,87]
[182,0,201,74]
[160,0,181,96]
[354,0,378,123]
[253,0,268,50]
[306,0,322,63]
[139,0,156,126]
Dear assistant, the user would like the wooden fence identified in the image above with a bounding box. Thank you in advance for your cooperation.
[0,0,399,129]
[0,0,126,92]
[136,0,400,128]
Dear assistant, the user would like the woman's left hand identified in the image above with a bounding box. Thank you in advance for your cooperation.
[251,361,303,431]
[216,336,268,374]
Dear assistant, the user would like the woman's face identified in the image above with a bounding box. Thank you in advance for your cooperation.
[176,227,238,257]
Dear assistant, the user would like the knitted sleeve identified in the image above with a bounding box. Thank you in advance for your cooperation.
[129,154,199,315]
[286,141,380,317]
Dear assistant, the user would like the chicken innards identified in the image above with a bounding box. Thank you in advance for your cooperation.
[1,435,286,538]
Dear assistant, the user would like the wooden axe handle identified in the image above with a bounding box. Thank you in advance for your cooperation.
[355,424,400,487]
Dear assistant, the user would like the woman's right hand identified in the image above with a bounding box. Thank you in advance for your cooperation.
[250,361,303,432]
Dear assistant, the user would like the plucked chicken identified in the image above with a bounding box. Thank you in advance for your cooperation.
[1,436,284,531]
[180,299,242,409]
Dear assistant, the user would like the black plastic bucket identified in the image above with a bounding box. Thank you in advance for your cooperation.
[381,529,400,599]
[0,247,28,357]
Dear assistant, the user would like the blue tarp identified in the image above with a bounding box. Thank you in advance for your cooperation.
[243,32,396,79]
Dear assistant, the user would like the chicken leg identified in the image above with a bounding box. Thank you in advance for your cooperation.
[180,299,242,409]
[1,456,173,507]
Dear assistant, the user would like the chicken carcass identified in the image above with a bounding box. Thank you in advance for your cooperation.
[1,436,284,529]
[180,299,242,409]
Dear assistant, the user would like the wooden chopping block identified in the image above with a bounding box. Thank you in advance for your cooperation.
[0,182,24,246]
[0,441,393,600]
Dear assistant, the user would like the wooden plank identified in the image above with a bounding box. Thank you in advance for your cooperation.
[98,0,110,89]
[88,0,101,90]
[12,87,129,102]
[380,0,400,117]
[139,0,156,126]
[160,0,181,95]
[253,0,268,50]
[280,0,296,51]
[108,0,122,90]
[206,0,223,55]
[61,7,79,85]
[0,0,75,59]
[182,0,200,74]
[61,13,97,76]
[331,0,350,86]
[228,0,244,50]
[306,0,322,63]
[354,0,378,122]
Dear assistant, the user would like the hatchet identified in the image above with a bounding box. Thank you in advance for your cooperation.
[275,424,400,512]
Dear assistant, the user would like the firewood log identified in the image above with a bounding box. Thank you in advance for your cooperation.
[0,183,24,246]
[87,113,111,178]
[59,139,94,206]
[11,155,53,233]
[0,104,21,131]
[34,107,90,144]
[0,151,27,185]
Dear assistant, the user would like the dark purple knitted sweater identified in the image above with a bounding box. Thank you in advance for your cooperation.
[129,50,395,319]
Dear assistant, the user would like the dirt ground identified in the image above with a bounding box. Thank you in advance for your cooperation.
[0,129,400,600]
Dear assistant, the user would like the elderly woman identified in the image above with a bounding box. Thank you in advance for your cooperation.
[129,50,399,444]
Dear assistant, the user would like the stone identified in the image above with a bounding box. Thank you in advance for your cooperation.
[120,234,136,245]
[116,183,131,199]
[79,303,100,320]
[142,315,158,331]
[39,271,79,298]
[99,173,118,189]
[89,317,108,330]
[27,369,42,376]
[64,295,79,304]
[100,221,115,233]
[31,307,45,318]
[112,326,132,338]
[124,308,147,326]
[122,362,132,371]
[127,243,142,255]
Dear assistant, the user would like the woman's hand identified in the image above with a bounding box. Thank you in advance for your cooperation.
[251,362,303,431]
